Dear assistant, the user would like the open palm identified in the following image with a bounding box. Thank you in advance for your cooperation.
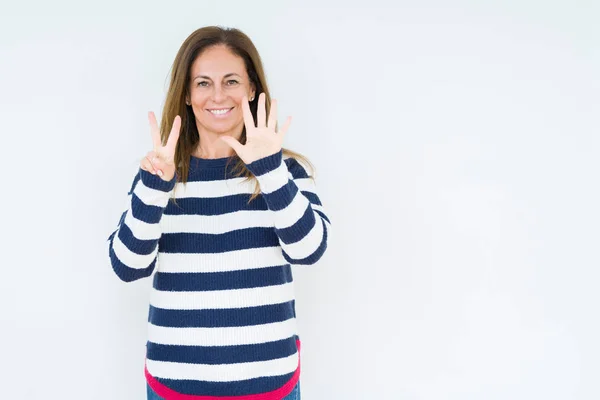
[220,93,291,164]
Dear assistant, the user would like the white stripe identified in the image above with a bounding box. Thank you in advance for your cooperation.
[254,162,289,194]
[293,177,317,194]
[133,179,173,207]
[149,282,295,310]
[273,191,311,229]
[124,210,161,240]
[112,229,158,270]
[147,319,297,346]
[146,350,298,382]
[156,247,286,273]
[160,210,274,234]
[281,212,324,259]
[173,178,254,198]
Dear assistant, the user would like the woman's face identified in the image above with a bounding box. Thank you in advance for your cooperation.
[187,45,256,138]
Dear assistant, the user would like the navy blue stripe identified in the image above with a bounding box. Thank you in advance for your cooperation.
[117,222,157,255]
[246,150,283,177]
[158,228,279,253]
[153,265,293,291]
[146,336,297,364]
[315,209,331,224]
[148,300,296,328]
[186,164,244,181]
[283,218,328,265]
[139,168,177,192]
[285,158,309,179]
[131,194,165,224]
[302,191,322,206]
[261,180,299,211]
[154,370,296,396]
[275,206,316,245]
[164,194,267,216]
[108,234,156,282]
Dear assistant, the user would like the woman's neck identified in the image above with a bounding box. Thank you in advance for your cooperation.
[193,124,243,159]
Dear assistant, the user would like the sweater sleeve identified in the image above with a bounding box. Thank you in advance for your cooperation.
[246,150,331,265]
[106,168,177,282]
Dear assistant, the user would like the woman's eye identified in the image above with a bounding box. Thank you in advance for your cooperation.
[227,80,239,85]
[197,81,208,87]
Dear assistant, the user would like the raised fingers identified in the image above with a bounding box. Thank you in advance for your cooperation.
[278,116,292,138]
[257,92,266,127]
[165,115,181,157]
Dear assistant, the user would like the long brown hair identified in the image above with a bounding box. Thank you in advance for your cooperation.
[158,26,314,202]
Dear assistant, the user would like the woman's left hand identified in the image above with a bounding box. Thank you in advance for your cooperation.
[220,92,292,164]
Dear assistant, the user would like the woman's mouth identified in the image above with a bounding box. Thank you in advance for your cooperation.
[208,107,233,118]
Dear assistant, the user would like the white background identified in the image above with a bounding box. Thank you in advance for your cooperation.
[1,0,598,399]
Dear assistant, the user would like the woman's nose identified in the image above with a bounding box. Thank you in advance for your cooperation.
[211,85,226,102]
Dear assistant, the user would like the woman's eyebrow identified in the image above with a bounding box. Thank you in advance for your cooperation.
[193,73,241,80]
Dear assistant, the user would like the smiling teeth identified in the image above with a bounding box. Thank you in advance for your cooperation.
[210,108,231,115]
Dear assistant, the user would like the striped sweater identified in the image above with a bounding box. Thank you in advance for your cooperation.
[107,149,330,399]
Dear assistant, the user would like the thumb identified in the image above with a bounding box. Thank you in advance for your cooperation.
[220,136,244,156]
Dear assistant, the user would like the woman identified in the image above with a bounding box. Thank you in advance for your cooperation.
[107,26,331,400]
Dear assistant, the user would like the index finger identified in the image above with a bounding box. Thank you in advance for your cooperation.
[148,111,162,149]
[165,115,181,153]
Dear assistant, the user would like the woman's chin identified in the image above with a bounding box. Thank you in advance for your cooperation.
[201,120,242,135]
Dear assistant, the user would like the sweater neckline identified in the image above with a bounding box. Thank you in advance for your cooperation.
[189,154,239,170]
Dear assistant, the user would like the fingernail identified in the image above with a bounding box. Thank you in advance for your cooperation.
[157,170,163,176]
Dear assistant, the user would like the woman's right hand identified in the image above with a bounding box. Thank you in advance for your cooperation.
[140,112,181,181]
